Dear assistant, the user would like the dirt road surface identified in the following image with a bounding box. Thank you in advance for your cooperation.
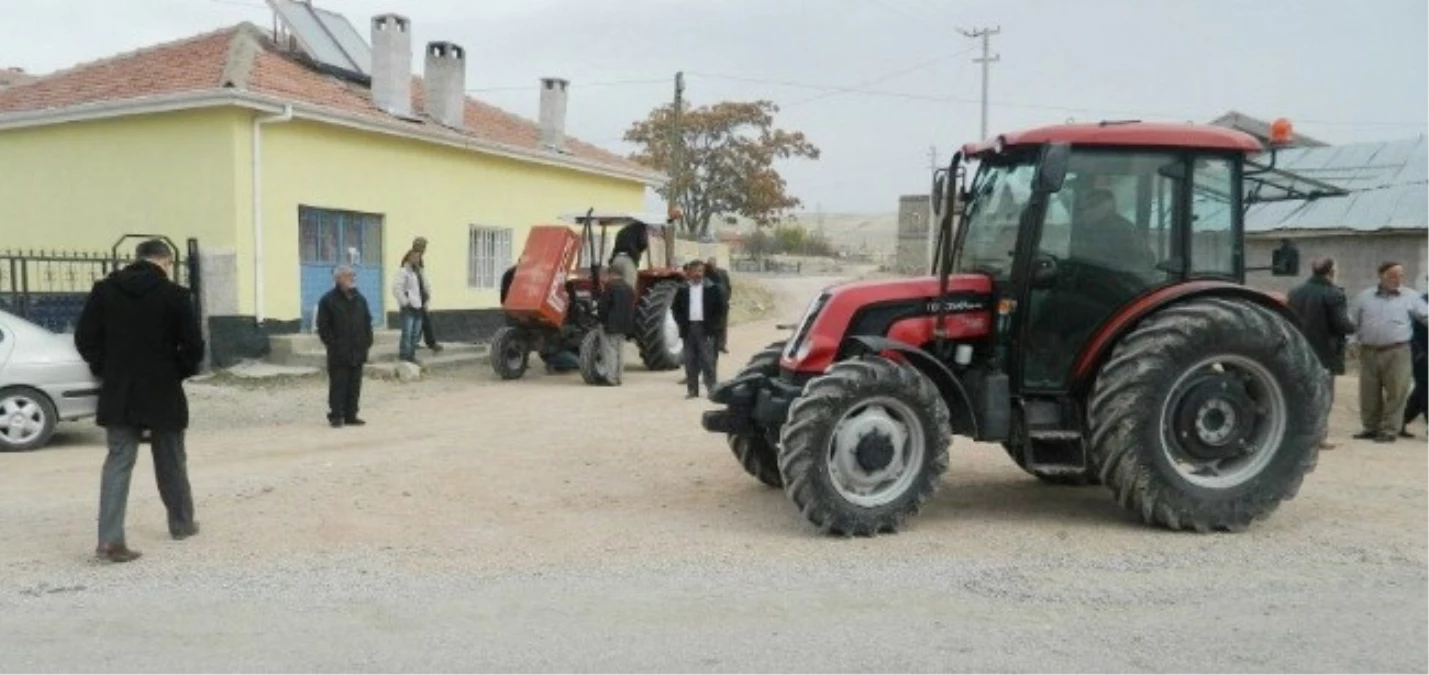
[1,275,1425,673]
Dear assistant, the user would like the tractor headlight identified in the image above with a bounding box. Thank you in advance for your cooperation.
[784,291,830,363]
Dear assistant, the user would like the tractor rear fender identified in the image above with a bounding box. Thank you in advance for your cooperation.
[1072,282,1301,391]
[841,335,988,440]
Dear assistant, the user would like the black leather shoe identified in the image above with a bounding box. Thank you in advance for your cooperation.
[344,418,366,426]
[171,522,200,540]
[329,418,343,428]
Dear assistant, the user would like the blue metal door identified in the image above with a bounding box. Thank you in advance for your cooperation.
[298,206,384,331]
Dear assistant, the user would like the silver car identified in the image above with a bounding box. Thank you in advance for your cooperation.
[0,308,100,451]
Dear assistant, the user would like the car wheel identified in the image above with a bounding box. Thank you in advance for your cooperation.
[0,386,59,452]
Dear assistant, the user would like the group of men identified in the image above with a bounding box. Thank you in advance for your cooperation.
[1288,258,1429,446]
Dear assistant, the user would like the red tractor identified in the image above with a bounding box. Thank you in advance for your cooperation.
[490,209,687,383]
[702,120,1339,536]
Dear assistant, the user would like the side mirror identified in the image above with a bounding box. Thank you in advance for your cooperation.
[1033,142,1071,194]
[1271,240,1300,277]
[931,168,948,221]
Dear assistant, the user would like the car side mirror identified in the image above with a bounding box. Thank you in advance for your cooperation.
[1033,142,1071,194]
[1271,240,1300,277]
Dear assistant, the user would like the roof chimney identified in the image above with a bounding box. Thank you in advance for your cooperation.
[539,77,569,151]
[422,41,466,130]
[369,14,412,117]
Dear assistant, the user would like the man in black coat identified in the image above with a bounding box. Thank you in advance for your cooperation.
[317,264,374,428]
[1402,289,1429,437]
[596,267,636,385]
[75,239,205,563]
[704,256,732,354]
[671,259,727,399]
[1287,257,1356,448]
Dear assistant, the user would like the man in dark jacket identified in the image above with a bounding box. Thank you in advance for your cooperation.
[317,264,374,428]
[705,256,732,354]
[75,239,205,563]
[671,259,727,399]
[1402,290,1429,437]
[596,268,636,385]
[1287,257,1356,448]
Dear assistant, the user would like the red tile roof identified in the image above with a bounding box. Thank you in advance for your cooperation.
[0,23,656,181]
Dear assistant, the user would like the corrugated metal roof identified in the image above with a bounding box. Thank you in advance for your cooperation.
[1245,135,1428,233]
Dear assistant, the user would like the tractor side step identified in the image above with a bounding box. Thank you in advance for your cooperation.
[1028,430,1082,441]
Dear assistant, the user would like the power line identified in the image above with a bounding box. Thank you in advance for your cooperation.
[465,78,667,93]
[785,48,975,107]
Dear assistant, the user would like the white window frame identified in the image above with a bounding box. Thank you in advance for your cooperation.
[468,225,514,289]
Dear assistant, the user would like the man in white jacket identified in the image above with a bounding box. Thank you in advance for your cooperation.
[392,249,425,363]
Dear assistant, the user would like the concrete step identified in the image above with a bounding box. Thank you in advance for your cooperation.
[268,330,406,361]
[363,347,489,380]
[268,339,485,370]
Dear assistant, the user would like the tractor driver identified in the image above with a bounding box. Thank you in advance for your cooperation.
[1069,188,1157,278]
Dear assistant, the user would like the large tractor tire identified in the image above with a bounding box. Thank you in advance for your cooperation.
[489,326,530,381]
[727,341,786,488]
[1086,297,1328,533]
[634,280,684,371]
[578,329,617,386]
[1001,441,1101,486]
[777,355,952,536]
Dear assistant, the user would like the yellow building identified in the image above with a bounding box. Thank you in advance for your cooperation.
[0,17,661,365]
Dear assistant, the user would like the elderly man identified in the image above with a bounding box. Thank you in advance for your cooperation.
[1352,261,1429,443]
[318,264,374,428]
[75,239,205,563]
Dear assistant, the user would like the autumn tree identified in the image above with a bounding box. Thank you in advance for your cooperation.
[624,100,820,238]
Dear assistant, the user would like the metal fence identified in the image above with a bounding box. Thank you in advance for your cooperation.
[0,238,198,334]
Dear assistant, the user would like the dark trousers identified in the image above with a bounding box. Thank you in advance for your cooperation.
[684,321,718,396]
[98,426,194,545]
[418,306,438,348]
[327,363,363,422]
[1405,352,1428,427]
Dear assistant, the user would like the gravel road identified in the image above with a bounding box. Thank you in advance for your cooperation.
[0,274,1424,673]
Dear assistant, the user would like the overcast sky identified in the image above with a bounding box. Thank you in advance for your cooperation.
[3,0,1426,213]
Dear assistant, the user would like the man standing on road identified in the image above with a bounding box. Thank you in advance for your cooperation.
[672,259,726,399]
[705,256,732,355]
[318,264,374,428]
[75,239,205,563]
[1287,258,1356,449]
[410,237,442,354]
[596,267,635,385]
[1352,261,1429,443]
[1401,287,1429,437]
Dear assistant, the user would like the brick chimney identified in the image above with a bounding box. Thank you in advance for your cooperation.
[369,14,412,117]
[539,77,569,151]
[422,42,466,130]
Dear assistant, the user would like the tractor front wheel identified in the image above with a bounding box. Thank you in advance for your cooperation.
[578,329,617,386]
[634,280,684,371]
[727,341,786,488]
[489,326,530,380]
[777,355,951,536]
[1087,297,1328,532]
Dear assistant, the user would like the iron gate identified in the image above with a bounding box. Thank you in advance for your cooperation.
[0,237,200,334]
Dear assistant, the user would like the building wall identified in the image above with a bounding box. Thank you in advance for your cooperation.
[252,119,646,332]
[0,109,242,255]
[894,194,931,274]
[1245,231,1429,300]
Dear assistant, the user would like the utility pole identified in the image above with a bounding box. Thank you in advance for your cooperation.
[669,71,685,247]
[960,26,1000,139]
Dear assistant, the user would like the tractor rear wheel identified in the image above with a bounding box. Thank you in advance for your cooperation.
[1001,441,1101,486]
[727,341,786,488]
[635,280,684,371]
[1087,297,1328,532]
[489,326,530,380]
[777,355,951,536]
[578,329,617,386]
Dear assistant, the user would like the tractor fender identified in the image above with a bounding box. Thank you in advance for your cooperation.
[1073,281,1301,389]
[841,335,980,438]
